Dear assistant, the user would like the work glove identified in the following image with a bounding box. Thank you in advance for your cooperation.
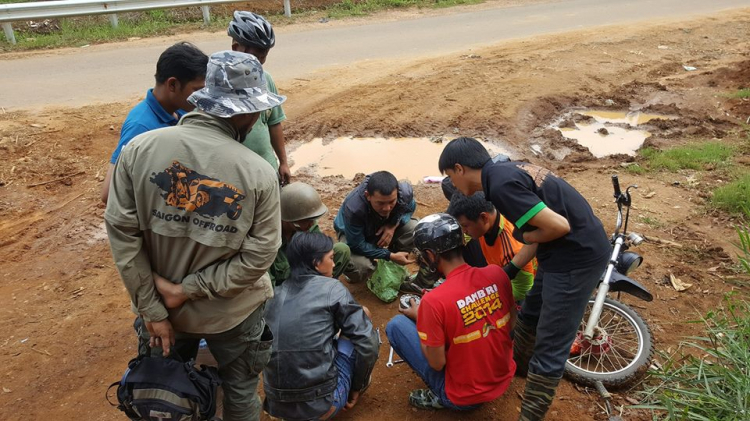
[502,261,521,280]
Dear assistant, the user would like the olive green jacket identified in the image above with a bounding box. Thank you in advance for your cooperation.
[105,112,281,334]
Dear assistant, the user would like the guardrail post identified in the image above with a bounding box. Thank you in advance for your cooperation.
[2,22,16,45]
[108,13,119,28]
[201,6,210,24]
[283,0,291,17]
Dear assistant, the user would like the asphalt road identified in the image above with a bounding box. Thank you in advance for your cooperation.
[1,0,748,109]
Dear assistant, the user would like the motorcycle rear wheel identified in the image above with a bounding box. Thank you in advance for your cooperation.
[565,298,653,389]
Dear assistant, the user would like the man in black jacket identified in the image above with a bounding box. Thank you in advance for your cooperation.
[334,171,417,283]
[263,232,379,420]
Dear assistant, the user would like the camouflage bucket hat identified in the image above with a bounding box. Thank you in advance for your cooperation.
[188,50,286,118]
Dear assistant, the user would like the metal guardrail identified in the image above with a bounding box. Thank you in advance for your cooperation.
[1,0,293,45]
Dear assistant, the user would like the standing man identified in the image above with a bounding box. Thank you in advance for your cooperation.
[228,11,291,185]
[334,171,417,283]
[438,137,610,421]
[105,51,286,421]
[269,182,351,286]
[101,42,208,203]
[447,191,537,302]
[386,214,516,410]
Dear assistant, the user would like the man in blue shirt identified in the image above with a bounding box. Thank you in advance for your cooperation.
[334,171,417,283]
[101,42,208,203]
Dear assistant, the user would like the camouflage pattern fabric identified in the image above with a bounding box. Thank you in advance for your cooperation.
[519,372,561,421]
[188,50,286,118]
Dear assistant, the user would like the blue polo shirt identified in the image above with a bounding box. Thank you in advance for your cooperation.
[110,89,185,164]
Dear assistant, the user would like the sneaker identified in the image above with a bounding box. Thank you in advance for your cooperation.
[409,389,445,410]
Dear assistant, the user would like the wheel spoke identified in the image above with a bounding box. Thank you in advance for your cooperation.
[567,301,646,376]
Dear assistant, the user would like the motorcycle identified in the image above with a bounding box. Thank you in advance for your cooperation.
[565,175,654,389]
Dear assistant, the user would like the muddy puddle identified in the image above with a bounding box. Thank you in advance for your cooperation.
[290,137,506,182]
[557,110,673,157]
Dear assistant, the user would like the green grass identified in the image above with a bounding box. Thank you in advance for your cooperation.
[625,163,646,174]
[3,17,181,49]
[326,0,482,18]
[1,0,485,49]
[726,88,750,99]
[639,142,735,172]
[635,295,750,421]
[736,207,750,274]
[638,215,664,228]
[712,173,750,215]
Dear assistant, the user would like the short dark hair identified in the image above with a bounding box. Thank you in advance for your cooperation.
[447,192,495,222]
[366,171,398,196]
[155,42,208,86]
[438,137,491,174]
[287,231,334,278]
[438,246,464,261]
[441,177,457,201]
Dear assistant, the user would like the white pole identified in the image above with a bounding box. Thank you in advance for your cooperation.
[283,0,291,17]
[2,22,16,45]
[201,6,210,24]
[108,13,119,28]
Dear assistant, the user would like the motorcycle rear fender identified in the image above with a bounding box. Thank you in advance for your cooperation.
[603,271,653,302]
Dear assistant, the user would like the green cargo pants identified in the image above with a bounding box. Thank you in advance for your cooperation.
[136,304,272,421]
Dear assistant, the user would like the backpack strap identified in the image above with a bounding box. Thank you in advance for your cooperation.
[105,381,121,407]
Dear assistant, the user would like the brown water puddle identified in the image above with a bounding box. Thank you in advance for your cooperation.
[558,110,673,158]
[290,137,505,182]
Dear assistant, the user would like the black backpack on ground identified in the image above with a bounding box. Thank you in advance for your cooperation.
[107,355,222,421]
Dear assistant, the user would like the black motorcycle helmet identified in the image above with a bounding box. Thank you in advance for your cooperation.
[227,11,276,50]
[414,213,464,255]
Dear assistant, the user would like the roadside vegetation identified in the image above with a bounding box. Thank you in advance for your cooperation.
[1,0,483,50]
[725,88,750,99]
[626,139,749,215]
[635,206,750,419]
[635,293,750,420]
[638,142,734,172]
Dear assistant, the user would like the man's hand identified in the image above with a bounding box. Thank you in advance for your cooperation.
[154,273,188,309]
[390,251,415,266]
[376,224,398,248]
[145,319,175,357]
[278,162,291,186]
[399,298,419,321]
[345,390,360,410]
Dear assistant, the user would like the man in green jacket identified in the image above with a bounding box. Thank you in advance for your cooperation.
[269,182,351,286]
[105,51,285,421]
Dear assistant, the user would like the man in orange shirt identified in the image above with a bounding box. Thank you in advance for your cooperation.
[448,192,537,302]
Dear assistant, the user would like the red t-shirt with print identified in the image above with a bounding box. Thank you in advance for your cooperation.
[416,264,516,406]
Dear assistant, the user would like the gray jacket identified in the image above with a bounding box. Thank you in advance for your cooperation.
[263,274,379,420]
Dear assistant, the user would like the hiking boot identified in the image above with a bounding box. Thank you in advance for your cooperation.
[409,389,444,410]
[513,318,537,377]
[518,372,561,421]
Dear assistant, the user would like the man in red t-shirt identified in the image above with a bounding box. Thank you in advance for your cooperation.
[385,213,516,410]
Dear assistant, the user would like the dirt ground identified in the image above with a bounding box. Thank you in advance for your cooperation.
[1,8,750,421]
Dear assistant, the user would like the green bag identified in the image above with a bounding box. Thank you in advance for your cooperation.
[367,260,409,303]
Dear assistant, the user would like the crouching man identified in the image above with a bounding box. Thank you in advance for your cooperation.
[269,182,351,286]
[334,171,417,282]
[386,213,516,410]
[263,232,379,420]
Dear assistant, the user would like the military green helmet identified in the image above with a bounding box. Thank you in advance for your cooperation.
[280,182,328,222]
